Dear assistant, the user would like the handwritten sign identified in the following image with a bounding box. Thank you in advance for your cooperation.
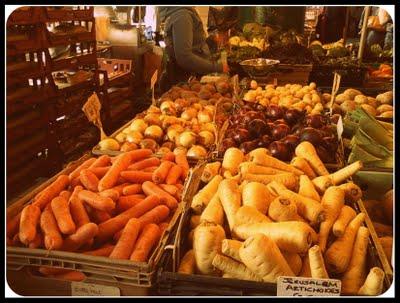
[71,282,120,296]
[151,69,158,105]
[277,276,341,297]
[337,115,344,140]
[82,92,107,140]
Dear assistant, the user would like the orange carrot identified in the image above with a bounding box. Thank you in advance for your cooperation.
[89,155,111,169]
[59,190,71,201]
[143,166,159,173]
[12,233,23,247]
[83,243,115,257]
[99,189,120,202]
[120,171,153,183]
[78,190,116,212]
[40,206,63,250]
[138,205,170,226]
[62,223,99,252]
[91,209,112,224]
[117,195,144,212]
[130,224,161,262]
[126,149,153,163]
[70,176,82,189]
[28,230,43,249]
[80,169,100,192]
[111,183,131,195]
[19,204,41,245]
[53,271,86,282]
[175,151,190,178]
[51,196,76,235]
[162,152,175,162]
[38,266,73,276]
[69,186,90,228]
[32,175,70,210]
[122,184,142,196]
[6,212,21,238]
[113,229,123,242]
[98,153,132,192]
[159,184,179,198]
[142,181,178,210]
[96,195,161,242]
[165,164,183,185]
[109,218,141,259]
[128,157,160,171]
[152,161,174,184]
[68,158,96,181]
[88,166,111,179]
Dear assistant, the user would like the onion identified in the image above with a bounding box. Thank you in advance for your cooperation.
[173,146,187,156]
[178,131,197,148]
[140,139,158,152]
[115,132,126,143]
[167,128,181,142]
[201,122,216,133]
[181,108,197,120]
[197,110,212,123]
[130,119,148,133]
[99,138,120,151]
[160,101,176,115]
[126,131,143,144]
[187,145,207,159]
[144,113,161,126]
[144,125,163,142]
[198,131,215,147]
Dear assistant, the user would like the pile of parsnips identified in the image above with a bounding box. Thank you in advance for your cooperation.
[179,141,385,296]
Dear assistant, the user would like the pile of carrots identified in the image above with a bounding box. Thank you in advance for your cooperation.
[179,142,386,296]
[6,148,190,281]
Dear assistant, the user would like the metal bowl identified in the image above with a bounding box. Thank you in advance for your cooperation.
[239,58,280,77]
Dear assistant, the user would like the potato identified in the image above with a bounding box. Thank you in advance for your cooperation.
[340,100,357,112]
[309,82,317,90]
[343,88,362,100]
[378,111,393,118]
[335,93,349,104]
[354,94,368,105]
[303,93,312,104]
[376,91,393,105]
[376,104,393,114]
[311,93,321,104]
[366,97,378,108]
[360,104,377,116]
[322,93,331,103]
[115,132,126,143]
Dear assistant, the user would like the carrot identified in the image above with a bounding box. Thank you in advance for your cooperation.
[143,166,158,173]
[241,173,299,191]
[117,195,144,212]
[234,206,272,227]
[221,239,243,262]
[162,151,175,162]
[190,215,201,229]
[126,149,153,162]
[318,186,345,252]
[53,271,86,282]
[175,150,190,178]
[78,190,115,212]
[200,193,224,225]
[109,218,141,260]
[201,162,221,183]
[38,266,74,276]
[152,161,174,184]
[91,209,112,224]
[128,157,160,171]
[241,182,275,215]
[295,142,329,176]
[290,157,317,179]
[308,245,328,279]
[338,182,363,203]
[239,162,287,175]
[89,155,111,168]
[51,196,76,235]
[40,206,63,250]
[88,166,111,179]
[165,164,183,185]
[191,175,223,214]
[83,243,115,257]
[212,254,262,281]
[325,213,366,274]
[130,223,161,262]
[357,267,385,296]
[250,149,303,176]
[341,227,370,295]
[68,158,96,181]
[234,221,315,254]
[218,179,242,232]
[6,212,21,238]
[178,249,196,274]
[332,206,357,237]
[59,190,71,201]
[32,175,70,210]
[120,171,154,183]
[98,153,132,192]
[28,230,43,249]
[122,184,142,195]
[96,195,161,242]
[62,222,99,252]
[99,189,120,202]
[80,169,100,192]
[267,181,324,224]
[142,181,178,210]
[298,175,320,202]
[268,196,305,222]
[138,205,170,226]
[70,176,82,189]
[69,186,90,228]
[159,184,180,199]
[12,233,23,247]
[222,147,244,175]
[312,161,363,193]
[19,204,41,245]
[111,183,130,196]
[281,251,303,276]
[239,234,294,282]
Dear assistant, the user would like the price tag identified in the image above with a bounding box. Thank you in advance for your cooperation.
[82,92,107,140]
[71,282,120,296]
[329,72,341,116]
[277,276,341,297]
[151,69,158,105]
[337,115,344,140]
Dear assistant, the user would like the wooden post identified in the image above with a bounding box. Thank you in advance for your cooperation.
[342,7,350,45]
[358,6,371,62]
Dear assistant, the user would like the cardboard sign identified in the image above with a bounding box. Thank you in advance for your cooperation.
[151,69,158,105]
[71,282,120,296]
[277,276,341,297]
[82,92,107,140]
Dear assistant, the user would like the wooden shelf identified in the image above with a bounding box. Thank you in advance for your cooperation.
[43,7,94,22]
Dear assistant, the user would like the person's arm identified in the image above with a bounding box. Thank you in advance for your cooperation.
[171,12,223,74]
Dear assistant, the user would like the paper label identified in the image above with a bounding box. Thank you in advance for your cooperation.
[337,115,344,140]
[277,276,341,297]
[71,282,120,296]
[82,92,107,140]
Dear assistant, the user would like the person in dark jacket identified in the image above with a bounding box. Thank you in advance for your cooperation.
[159,6,228,92]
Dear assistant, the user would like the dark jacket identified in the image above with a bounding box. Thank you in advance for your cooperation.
[159,7,222,89]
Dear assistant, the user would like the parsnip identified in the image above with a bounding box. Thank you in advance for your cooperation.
[201,162,221,183]
[200,193,224,225]
[218,179,241,232]
[268,196,305,222]
[190,215,201,229]
[212,254,262,282]
[290,157,317,179]
[281,251,303,276]
[332,206,357,237]
[222,147,244,175]
[178,249,196,274]
[299,254,311,277]
[239,162,287,175]
[298,175,320,202]
[234,206,271,228]
[308,245,329,279]
[338,182,363,203]
[241,173,299,191]
[221,239,243,262]
[357,267,385,296]
[191,175,223,214]
[242,182,275,215]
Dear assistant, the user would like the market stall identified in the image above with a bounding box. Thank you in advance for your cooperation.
[6,5,393,298]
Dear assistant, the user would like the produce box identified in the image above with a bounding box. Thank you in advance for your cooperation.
[353,171,393,201]
[6,152,189,292]
[309,65,367,87]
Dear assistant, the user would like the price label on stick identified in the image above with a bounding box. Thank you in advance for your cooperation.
[151,69,158,106]
[71,282,120,296]
[329,72,341,115]
[277,276,341,297]
[82,92,107,140]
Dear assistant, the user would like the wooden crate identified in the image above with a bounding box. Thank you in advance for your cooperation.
[43,6,94,22]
